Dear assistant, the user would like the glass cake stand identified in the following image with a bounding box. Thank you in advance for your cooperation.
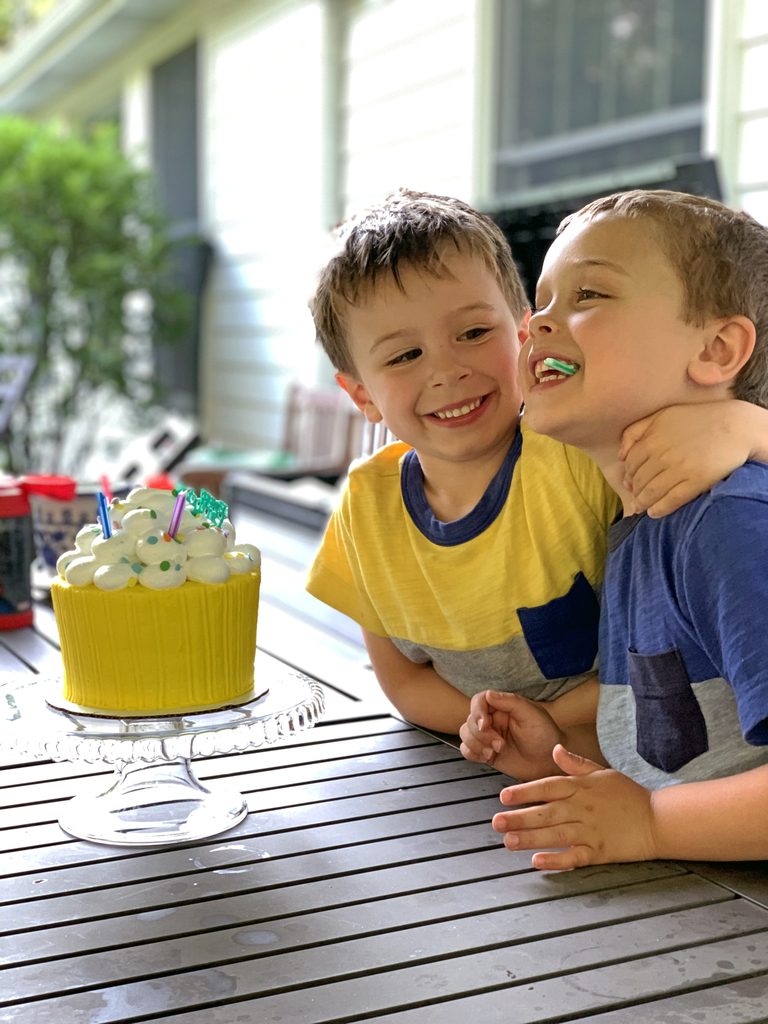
[0,670,324,847]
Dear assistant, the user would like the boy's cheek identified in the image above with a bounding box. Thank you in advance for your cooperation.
[517,340,537,399]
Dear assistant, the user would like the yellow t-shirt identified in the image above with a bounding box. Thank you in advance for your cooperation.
[307,420,620,700]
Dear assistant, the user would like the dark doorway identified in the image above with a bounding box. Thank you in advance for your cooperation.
[151,41,211,415]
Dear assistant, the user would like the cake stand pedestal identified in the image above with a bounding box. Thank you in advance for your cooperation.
[0,671,324,847]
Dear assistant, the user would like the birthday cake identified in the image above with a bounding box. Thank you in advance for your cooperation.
[50,486,262,716]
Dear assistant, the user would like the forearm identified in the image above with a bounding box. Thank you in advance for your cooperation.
[546,678,606,765]
[547,677,599,728]
[363,629,470,733]
[383,668,471,733]
[651,764,768,861]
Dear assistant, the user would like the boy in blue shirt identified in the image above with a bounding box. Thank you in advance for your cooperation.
[461,189,768,866]
[308,188,768,740]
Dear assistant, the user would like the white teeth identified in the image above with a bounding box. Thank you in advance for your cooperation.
[434,398,481,420]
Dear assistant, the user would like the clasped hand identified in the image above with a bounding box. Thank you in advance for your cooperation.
[460,690,658,870]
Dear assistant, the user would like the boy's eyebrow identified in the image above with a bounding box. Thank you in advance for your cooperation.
[370,303,498,351]
[370,327,414,351]
[571,256,629,275]
[454,301,497,312]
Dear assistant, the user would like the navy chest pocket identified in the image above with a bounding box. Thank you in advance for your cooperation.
[628,648,709,773]
[517,572,599,680]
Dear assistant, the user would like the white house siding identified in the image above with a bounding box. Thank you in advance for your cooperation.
[341,0,480,215]
[201,0,330,450]
[719,0,768,221]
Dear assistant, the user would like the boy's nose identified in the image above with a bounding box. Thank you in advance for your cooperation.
[529,308,557,335]
[428,360,471,387]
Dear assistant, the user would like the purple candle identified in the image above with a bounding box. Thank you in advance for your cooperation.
[166,490,187,539]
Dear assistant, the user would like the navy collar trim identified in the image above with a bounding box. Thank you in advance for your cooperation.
[608,511,647,552]
[400,430,522,546]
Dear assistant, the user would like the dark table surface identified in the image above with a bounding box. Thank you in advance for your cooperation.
[2,506,768,1024]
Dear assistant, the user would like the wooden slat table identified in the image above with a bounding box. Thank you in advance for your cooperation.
[2,523,768,1022]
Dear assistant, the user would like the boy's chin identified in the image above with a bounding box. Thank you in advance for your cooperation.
[522,406,572,443]
[523,408,606,454]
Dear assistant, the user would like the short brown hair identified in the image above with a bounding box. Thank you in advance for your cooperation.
[310,188,530,375]
[560,189,768,408]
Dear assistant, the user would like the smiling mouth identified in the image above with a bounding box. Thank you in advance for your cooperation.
[430,396,485,420]
[533,357,581,383]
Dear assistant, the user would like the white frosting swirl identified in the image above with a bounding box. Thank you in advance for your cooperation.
[56,488,260,592]
[94,562,139,591]
[92,532,136,564]
[135,530,188,566]
[187,555,230,584]
[64,556,98,587]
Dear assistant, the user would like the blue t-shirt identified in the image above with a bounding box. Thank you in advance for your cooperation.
[598,461,768,789]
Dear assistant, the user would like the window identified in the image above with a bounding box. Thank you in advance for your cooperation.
[494,0,708,196]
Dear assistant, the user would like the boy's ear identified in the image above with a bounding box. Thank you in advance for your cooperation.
[687,315,756,388]
[335,372,384,423]
[517,309,531,344]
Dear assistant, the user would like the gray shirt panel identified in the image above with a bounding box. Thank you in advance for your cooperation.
[391,634,595,702]
[598,677,768,789]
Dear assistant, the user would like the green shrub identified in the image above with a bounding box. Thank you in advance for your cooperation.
[0,116,189,473]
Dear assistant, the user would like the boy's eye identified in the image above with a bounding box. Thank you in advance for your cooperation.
[459,326,490,342]
[386,348,421,366]
[575,287,605,302]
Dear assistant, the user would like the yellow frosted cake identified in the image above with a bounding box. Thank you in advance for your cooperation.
[50,486,261,715]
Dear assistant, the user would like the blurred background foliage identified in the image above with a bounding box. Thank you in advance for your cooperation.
[0,116,190,473]
[0,0,57,49]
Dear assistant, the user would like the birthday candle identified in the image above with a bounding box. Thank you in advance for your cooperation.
[97,491,112,538]
[167,490,187,539]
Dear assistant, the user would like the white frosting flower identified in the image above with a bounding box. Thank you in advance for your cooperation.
[187,555,230,584]
[125,487,177,513]
[139,561,188,589]
[56,548,81,577]
[231,543,260,567]
[136,530,188,566]
[121,507,161,538]
[64,556,98,586]
[185,527,227,559]
[94,562,139,591]
[74,524,102,554]
[225,549,260,574]
[92,532,136,564]
[221,518,236,549]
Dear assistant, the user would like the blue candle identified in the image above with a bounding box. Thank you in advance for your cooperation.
[97,491,112,538]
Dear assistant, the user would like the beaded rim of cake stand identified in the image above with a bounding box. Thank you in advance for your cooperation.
[0,672,325,765]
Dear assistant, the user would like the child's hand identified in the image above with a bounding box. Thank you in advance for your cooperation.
[459,690,565,780]
[619,401,760,518]
[492,745,657,870]
[459,691,507,765]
